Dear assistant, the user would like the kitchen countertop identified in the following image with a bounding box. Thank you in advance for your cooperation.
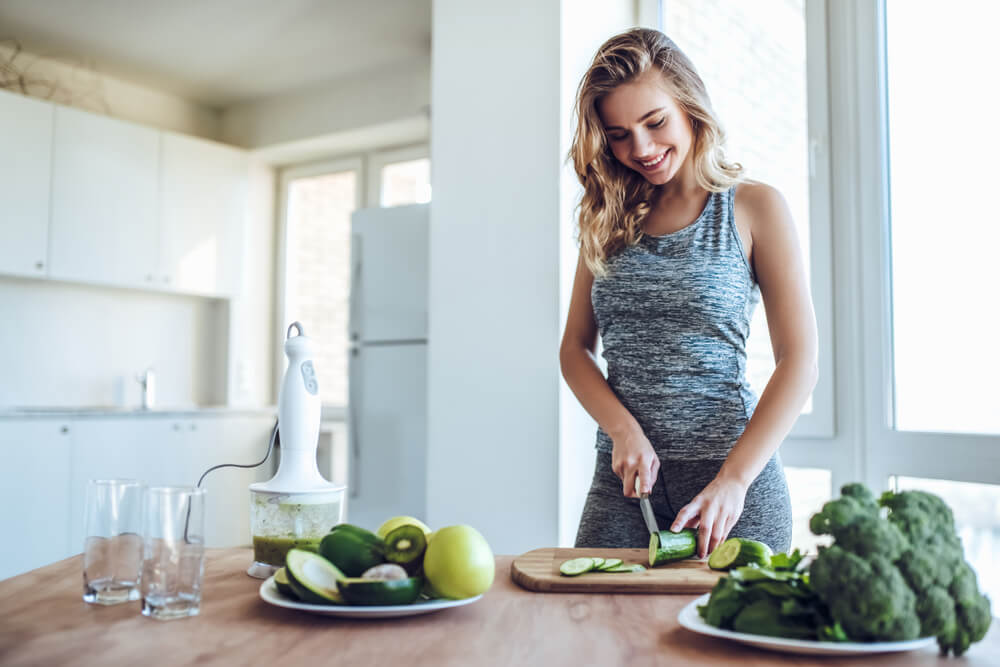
[0,405,278,419]
[0,549,997,666]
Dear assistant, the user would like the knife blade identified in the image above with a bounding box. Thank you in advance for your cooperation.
[635,476,661,535]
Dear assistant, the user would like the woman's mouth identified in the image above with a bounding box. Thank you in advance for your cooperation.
[637,150,669,172]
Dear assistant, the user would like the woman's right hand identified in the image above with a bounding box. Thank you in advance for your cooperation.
[611,426,660,498]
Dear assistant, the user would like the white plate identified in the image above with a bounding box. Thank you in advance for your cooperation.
[258,576,483,619]
[677,593,937,656]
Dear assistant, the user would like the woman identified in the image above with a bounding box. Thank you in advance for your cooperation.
[560,28,818,557]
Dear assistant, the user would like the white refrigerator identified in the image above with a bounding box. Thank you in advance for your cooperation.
[346,203,429,530]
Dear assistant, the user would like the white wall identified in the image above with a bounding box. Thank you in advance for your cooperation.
[558,2,637,548]
[0,44,220,140]
[428,0,563,554]
[0,278,227,408]
[220,60,431,149]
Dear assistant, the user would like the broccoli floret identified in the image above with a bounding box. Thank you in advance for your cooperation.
[809,545,921,641]
[808,484,994,656]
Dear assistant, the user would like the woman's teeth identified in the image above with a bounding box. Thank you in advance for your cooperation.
[640,152,666,168]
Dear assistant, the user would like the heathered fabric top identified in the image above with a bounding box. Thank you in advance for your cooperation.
[591,187,760,460]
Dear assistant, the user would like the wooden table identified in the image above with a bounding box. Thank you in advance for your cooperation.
[1,548,997,666]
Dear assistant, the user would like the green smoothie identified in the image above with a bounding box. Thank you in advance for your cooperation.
[252,535,322,566]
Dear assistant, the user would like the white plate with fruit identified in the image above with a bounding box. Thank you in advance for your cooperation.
[259,575,482,619]
[258,518,492,619]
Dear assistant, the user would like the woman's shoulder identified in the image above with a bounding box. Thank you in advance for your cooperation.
[733,180,791,231]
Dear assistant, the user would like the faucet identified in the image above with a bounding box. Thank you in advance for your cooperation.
[136,368,156,410]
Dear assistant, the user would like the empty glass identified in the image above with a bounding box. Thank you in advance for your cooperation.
[82,479,145,604]
[140,486,206,620]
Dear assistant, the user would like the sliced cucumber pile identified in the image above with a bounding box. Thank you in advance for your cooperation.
[558,557,646,576]
[707,537,773,571]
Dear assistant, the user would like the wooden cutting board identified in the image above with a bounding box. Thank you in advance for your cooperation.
[511,547,723,594]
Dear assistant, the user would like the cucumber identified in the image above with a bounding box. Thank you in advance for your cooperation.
[319,524,385,577]
[590,557,606,569]
[603,563,646,573]
[708,537,773,571]
[273,567,298,599]
[559,557,598,576]
[284,548,345,604]
[338,577,422,606]
[383,524,427,569]
[649,529,697,566]
[597,558,623,571]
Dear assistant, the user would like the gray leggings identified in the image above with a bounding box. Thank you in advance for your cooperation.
[575,451,792,553]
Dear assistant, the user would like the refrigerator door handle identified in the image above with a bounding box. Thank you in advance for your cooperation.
[348,344,360,499]
[349,233,363,343]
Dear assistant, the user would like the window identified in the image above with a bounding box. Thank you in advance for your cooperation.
[785,466,833,554]
[277,145,431,407]
[380,158,431,207]
[279,161,361,407]
[661,0,832,434]
[885,0,1000,436]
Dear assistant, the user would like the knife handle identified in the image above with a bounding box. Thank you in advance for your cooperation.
[634,475,647,498]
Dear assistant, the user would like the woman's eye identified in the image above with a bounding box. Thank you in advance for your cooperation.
[649,118,665,129]
[608,134,626,142]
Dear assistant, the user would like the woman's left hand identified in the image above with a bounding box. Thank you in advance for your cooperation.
[670,475,749,559]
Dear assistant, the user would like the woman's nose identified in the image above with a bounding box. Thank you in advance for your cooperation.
[631,131,656,157]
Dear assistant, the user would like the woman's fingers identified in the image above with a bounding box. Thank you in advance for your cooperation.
[670,496,701,533]
[707,513,730,557]
[697,506,718,558]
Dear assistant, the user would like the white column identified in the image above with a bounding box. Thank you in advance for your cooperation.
[429,0,636,553]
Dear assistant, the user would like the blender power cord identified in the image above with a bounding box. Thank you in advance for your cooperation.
[183,419,279,543]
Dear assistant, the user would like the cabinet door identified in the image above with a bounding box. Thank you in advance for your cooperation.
[0,420,73,579]
[68,418,175,551]
[0,90,52,278]
[49,106,159,288]
[159,133,247,297]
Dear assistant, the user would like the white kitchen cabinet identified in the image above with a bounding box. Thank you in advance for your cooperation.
[49,106,160,288]
[159,133,247,297]
[0,90,52,279]
[0,420,73,579]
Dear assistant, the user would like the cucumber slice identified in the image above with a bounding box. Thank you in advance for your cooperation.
[603,563,646,573]
[590,557,606,569]
[559,557,598,576]
[649,529,697,566]
[708,537,773,570]
[338,577,422,605]
[273,567,298,599]
[597,558,623,571]
[285,548,345,604]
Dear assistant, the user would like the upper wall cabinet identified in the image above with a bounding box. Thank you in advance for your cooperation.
[159,133,247,297]
[49,106,160,289]
[0,90,53,278]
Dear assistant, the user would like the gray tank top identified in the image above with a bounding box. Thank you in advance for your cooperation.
[591,187,760,460]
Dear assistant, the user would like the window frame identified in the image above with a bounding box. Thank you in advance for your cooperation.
[842,0,1000,490]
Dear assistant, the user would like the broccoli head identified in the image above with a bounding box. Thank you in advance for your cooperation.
[808,484,993,656]
[809,544,921,641]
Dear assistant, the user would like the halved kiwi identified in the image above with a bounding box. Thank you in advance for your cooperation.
[383,524,427,568]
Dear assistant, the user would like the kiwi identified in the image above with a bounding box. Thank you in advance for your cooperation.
[383,524,427,568]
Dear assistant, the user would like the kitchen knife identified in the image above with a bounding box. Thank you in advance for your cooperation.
[635,476,661,535]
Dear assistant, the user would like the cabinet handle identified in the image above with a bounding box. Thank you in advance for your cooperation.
[173,423,181,431]
[60,426,69,434]
[35,261,44,270]
[164,276,171,284]
[146,274,154,282]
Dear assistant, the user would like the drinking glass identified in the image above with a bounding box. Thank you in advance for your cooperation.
[140,486,206,620]
[82,479,145,604]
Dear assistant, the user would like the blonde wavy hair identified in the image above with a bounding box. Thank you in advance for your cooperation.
[570,28,743,276]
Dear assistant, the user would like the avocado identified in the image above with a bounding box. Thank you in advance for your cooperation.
[284,548,346,604]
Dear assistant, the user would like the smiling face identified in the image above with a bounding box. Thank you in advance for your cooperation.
[597,71,695,186]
